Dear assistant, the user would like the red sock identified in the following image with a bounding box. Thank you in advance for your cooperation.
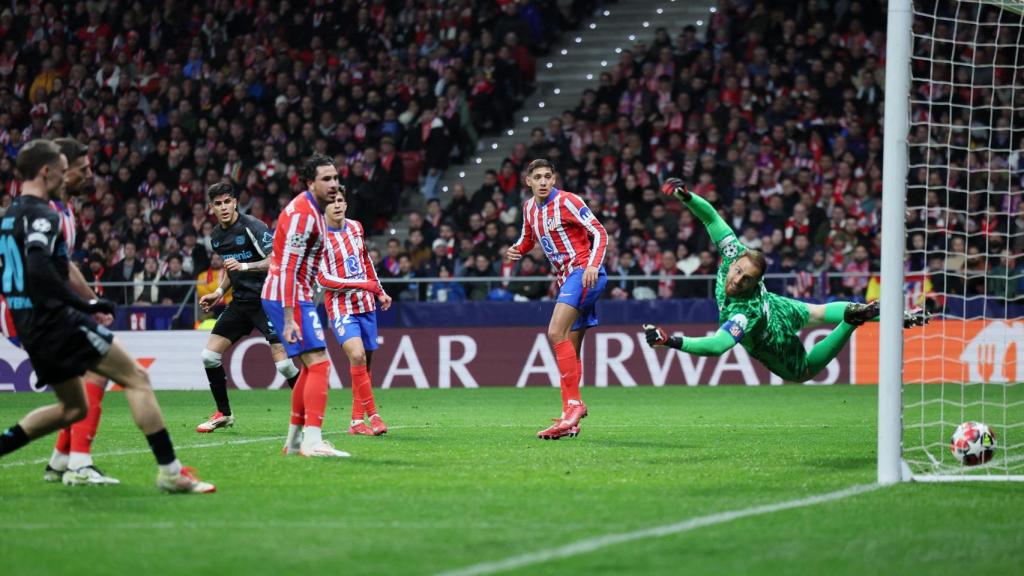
[303,361,330,428]
[291,366,308,426]
[350,365,377,417]
[54,428,70,454]
[70,381,105,454]
[553,340,581,405]
[350,378,363,421]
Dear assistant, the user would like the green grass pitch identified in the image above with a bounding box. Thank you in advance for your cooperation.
[1,386,1022,575]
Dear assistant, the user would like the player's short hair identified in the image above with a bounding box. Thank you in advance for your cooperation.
[741,249,768,278]
[15,139,62,180]
[526,158,556,175]
[207,181,237,200]
[300,153,336,185]
[53,137,88,165]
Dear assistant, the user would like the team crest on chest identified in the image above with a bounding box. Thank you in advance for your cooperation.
[545,217,556,229]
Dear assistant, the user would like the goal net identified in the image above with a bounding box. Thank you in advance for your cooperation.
[901,0,1024,480]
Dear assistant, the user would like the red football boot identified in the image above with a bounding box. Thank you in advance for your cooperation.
[348,422,375,436]
[368,414,388,436]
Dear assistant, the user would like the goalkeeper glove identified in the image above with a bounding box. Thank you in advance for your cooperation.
[659,177,692,202]
[643,324,682,349]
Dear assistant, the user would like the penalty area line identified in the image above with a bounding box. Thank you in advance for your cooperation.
[434,483,883,576]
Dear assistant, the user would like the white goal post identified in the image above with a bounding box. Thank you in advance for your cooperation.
[880,0,1024,482]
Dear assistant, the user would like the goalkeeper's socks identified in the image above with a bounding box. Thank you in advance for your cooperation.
[303,361,330,429]
[291,367,308,426]
[824,302,848,324]
[0,424,29,457]
[350,365,378,418]
[205,365,232,416]
[554,340,581,403]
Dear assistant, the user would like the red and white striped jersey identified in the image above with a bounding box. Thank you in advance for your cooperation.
[320,218,384,318]
[512,188,608,286]
[50,199,76,251]
[262,191,326,306]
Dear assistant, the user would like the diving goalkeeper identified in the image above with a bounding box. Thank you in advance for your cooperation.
[643,179,928,382]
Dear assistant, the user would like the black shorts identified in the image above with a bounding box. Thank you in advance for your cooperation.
[212,299,280,344]
[24,310,114,387]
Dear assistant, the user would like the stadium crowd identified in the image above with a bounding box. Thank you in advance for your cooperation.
[0,0,586,307]
[0,0,1017,309]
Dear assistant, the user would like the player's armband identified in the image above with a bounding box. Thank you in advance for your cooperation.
[721,313,749,343]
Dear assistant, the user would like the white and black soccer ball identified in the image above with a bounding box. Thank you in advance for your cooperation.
[949,421,996,466]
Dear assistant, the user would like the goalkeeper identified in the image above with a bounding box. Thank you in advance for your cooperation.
[643,179,927,382]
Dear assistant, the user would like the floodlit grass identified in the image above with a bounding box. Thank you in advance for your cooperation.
[0,386,1021,575]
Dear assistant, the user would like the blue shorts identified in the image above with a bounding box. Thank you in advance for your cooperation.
[556,267,607,331]
[261,299,327,358]
[328,310,379,351]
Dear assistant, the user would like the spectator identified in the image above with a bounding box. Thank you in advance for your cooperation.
[104,241,142,305]
[159,254,191,305]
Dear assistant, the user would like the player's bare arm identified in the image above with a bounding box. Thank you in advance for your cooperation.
[200,275,232,312]
[224,256,270,273]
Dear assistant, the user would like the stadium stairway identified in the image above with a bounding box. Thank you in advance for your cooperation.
[370,0,709,249]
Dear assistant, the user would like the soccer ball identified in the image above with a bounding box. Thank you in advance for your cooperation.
[949,421,996,466]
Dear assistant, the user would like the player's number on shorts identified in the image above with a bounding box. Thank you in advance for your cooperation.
[0,236,24,292]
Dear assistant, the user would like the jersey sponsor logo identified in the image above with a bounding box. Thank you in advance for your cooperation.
[221,250,254,262]
[345,254,362,275]
[31,218,51,233]
[0,218,13,230]
[540,235,556,255]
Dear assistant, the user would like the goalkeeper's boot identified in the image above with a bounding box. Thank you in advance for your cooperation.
[844,301,880,326]
[63,465,120,486]
[368,414,388,436]
[904,307,931,328]
[196,411,234,433]
[156,466,216,494]
[348,422,375,436]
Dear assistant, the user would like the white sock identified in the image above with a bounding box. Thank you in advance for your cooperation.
[301,426,322,446]
[285,424,302,449]
[158,459,182,476]
[49,449,68,471]
[567,399,582,406]
[350,420,362,427]
[68,452,93,470]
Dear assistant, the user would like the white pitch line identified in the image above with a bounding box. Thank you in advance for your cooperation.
[434,483,883,576]
[0,422,868,469]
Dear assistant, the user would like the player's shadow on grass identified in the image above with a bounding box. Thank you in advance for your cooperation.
[594,438,695,451]
[804,456,874,471]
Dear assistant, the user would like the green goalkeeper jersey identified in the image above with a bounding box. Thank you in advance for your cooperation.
[672,192,810,378]
[714,233,809,371]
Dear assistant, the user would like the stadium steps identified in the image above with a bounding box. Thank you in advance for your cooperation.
[370,0,710,249]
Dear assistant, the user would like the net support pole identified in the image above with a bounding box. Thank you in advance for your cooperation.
[878,0,913,485]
